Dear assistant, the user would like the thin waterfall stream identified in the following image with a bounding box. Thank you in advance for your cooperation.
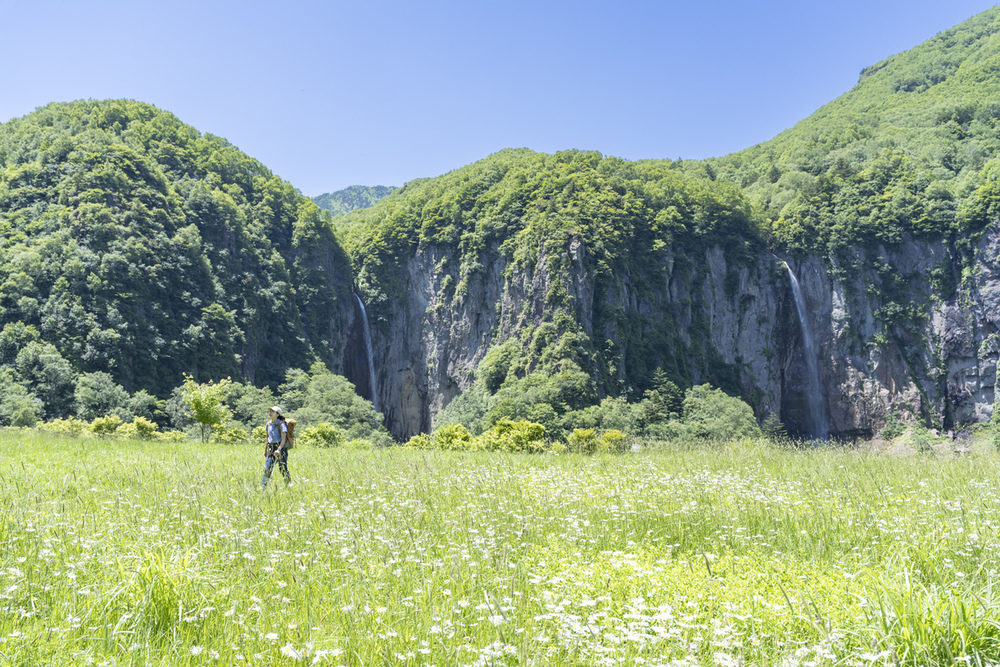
[355,293,380,413]
[782,262,828,439]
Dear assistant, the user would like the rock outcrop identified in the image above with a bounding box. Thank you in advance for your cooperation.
[350,224,1000,441]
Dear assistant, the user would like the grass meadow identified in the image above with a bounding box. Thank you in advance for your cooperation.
[3,432,1000,666]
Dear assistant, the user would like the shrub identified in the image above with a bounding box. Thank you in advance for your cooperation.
[299,422,343,448]
[567,428,629,454]
[405,433,434,449]
[681,385,761,441]
[882,410,905,439]
[127,390,167,425]
[566,428,598,454]
[212,424,250,445]
[224,382,277,433]
[116,416,159,440]
[433,424,474,451]
[563,396,640,436]
[405,424,477,451]
[366,430,396,448]
[433,383,490,434]
[251,425,267,444]
[597,429,628,453]
[475,419,550,453]
[909,423,937,454]
[133,416,159,439]
[0,370,42,428]
[37,417,89,437]
[644,420,686,442]
[88,415,123,437]
[761,412,788,443]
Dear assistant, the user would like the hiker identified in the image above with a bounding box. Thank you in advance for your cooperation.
[262,406,292,488]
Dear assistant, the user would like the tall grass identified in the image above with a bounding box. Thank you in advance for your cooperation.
[1,433,999,665]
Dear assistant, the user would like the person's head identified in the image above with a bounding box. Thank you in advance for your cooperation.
[269,406,283,420]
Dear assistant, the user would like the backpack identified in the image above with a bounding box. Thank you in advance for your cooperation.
[284,418,296,448]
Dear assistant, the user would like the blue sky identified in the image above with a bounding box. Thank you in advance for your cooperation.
[1,1,997,195]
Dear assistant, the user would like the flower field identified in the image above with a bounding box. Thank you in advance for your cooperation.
[3,433,1000,665]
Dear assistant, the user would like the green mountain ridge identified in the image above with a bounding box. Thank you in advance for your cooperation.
[712,7,1000,253]
[313,185,397,216]
[0,99,355,413]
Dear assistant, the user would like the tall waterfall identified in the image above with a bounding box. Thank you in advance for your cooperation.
[782,262,828,440]
[355,293,380,413]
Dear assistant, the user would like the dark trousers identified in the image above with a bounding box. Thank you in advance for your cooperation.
[262,444,291,487]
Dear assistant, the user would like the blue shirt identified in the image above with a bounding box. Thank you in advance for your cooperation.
[267,419,287,444]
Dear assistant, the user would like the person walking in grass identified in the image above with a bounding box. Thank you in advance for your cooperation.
[262,406,291,488]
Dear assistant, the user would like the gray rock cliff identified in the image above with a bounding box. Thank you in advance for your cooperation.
[352,226,1000,441]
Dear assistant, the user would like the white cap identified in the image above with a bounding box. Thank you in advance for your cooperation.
[270,406,282,415]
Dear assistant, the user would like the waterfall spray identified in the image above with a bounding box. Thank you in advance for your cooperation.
[782,262,828,440]
[355,293,380,413]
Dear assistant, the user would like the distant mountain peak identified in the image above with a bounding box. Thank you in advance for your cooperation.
[313,185,397,216]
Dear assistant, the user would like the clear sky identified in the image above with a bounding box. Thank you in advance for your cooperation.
[1,1,997,196]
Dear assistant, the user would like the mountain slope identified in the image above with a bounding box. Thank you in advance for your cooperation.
[0,100,356,399]
[713,7,1000,253]
[344,7,1000,439]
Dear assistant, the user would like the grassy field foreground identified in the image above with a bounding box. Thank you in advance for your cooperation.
[2,434,1000,666]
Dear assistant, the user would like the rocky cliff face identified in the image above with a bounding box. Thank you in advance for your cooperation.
[817,228,1000,435]
[352,225,1000,441]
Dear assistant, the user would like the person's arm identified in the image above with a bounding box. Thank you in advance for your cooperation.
[278,422,288,450]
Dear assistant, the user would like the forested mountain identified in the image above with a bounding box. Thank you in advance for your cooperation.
[313,185,396,216]
[5,9,1000,439]
[342,7,1000,439]
[0,100,356,406]
[341,148,774,438]
[711,8,1000,254]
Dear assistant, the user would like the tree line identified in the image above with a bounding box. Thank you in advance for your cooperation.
[14,351,386,445]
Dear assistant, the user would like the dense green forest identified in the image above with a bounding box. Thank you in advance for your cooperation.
[710,8,1000,255]
[313,185,396,216]
[0,100,354,420]
[342,148,760,310]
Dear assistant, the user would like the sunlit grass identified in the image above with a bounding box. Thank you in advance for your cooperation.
[2,432,1000,665]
